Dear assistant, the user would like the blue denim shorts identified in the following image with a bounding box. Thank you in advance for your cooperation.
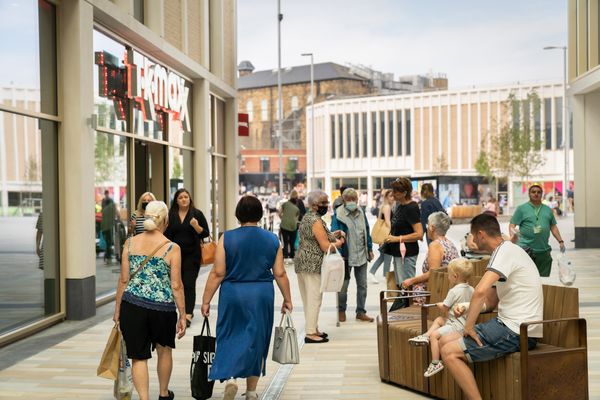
[459,317,537,363]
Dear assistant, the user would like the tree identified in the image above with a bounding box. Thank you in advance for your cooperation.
[433,154,449,175]
[476,91,545,188]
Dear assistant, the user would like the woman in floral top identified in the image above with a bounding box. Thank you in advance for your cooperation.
[402,211,459,305]
[113,201,186,400]
[294,190,344,344]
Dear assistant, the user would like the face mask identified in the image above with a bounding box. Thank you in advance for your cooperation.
[141,201,149,210]
[345,202,358,212]
[317,205,328,216]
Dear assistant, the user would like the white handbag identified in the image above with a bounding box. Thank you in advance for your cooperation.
[272,311,300,364]
[320,244,345,293]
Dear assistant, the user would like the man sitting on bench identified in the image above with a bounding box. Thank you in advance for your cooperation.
[439,213,543,400]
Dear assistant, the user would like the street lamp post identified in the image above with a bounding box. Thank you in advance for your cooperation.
[301,53,314,190]
[544,45,568,216]
[276,0,284,194]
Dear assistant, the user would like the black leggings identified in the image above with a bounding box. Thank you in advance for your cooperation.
[281,228,297,258]
[181,254,200,315]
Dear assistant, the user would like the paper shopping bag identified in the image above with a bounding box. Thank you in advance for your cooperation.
[97,323,121,380]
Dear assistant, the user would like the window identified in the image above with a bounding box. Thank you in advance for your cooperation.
[405,110,412,155]
[556,97,563,148]
[362,112,367,158]
[379,111,385,157]
[338,114,344,158]
[260,157,270,172]
[544,98,552,150]
[133,0,144,23]
[388,111,394,157]
[353,113,359,158]
[261,99,268,121]
[288,156,298,172]
[533,99,541,149]
[397,110,403,156]
[371,112,377,157]
[0,0,60,336]
[246,101,253,122]
[95,133,129,297]
[291,96,299,111]
[512,100,520,131]
[346,114,351,158]
[331,116,336,158]
[523,99,531,135]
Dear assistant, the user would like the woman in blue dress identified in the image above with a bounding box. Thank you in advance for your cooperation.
[201,195,293,400]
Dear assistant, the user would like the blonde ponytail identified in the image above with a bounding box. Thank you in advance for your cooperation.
[142,201,168,231]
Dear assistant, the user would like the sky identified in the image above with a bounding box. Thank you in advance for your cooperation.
[237,0,567,88]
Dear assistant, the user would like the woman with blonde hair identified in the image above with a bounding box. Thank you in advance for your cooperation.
[130,192,157,236]
[114,201,186,400]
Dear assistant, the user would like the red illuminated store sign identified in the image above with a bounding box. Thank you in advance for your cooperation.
[238,113,249,136]
[95,49,191,132]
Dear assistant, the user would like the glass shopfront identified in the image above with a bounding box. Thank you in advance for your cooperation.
[0,1,59,336]
[93,29,194,298]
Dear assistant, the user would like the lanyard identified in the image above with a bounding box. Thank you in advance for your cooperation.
[530,202,542,222]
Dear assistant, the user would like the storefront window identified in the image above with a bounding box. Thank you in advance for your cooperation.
[93,30,127,132]
[0,112,59,335]
[169,147,193,203]
[0,1,57,115]
[94,132,129,297]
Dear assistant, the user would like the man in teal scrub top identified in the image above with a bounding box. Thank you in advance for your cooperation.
[509,184,566,277]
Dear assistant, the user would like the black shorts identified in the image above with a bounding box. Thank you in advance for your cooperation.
[119,300,177,360]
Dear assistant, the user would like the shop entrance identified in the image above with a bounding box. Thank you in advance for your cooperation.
[134,140,167,204]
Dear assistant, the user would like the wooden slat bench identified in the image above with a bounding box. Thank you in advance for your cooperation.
[377,267,589,400]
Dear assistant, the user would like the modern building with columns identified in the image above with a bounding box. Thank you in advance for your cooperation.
[568,0,600,248]
[307,81,572,212]
[0,0,238,345]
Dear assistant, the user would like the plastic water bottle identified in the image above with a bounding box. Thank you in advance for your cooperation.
[557,252,576,286]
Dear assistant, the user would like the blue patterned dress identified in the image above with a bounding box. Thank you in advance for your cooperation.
[208,226,280,381]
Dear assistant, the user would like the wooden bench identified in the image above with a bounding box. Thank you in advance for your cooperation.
[377,268,589,399]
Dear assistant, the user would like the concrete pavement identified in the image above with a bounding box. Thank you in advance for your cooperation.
[0,215,598,399]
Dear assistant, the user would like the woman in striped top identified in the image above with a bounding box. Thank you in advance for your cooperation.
[130,192,157,236]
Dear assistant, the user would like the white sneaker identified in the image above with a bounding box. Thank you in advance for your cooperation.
[408,334,429,346]
[245,391,259,399]
[424,361,444,377]
[224,379,238,400]
[368,273,379,284]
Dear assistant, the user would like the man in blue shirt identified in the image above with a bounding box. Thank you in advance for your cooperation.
[420,183,446,245]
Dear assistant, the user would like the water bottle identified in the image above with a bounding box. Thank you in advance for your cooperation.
[557,252,576,286]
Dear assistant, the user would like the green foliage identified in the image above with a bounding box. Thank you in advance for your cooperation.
[477,91,545,183]
[285,159,296,181]
[172,154,183,179]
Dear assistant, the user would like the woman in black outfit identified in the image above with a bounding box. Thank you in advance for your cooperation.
[383,177,423,286]
[165,188,210,327]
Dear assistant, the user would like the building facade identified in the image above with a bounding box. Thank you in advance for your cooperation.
[237,62,447,194]
[568,0,600,248]
[308,81,572,211]
[0,0,238,346]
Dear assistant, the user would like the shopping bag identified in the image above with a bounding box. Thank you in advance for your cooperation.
[113,338,133,399]
[200,238,217,266]
[320,244,345,292]
[97,323,121,380]
[370,218,390,244]
[558,252,576,286]
[190,317,216,400]
[272,311,300,364]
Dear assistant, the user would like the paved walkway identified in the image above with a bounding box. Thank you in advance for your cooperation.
[0,216,599,399]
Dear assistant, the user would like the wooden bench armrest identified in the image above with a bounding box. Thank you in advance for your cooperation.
[519,317,587,350]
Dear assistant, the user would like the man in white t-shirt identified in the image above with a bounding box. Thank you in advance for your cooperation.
[439,213,543,399]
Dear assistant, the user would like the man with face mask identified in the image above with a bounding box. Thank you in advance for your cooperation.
[331,188,374,322]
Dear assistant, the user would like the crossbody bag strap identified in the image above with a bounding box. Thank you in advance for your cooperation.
[128,240,171,282]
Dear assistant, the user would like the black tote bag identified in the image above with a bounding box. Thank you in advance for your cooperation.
[190,317,216,400]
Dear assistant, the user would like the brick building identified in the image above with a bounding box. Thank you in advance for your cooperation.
[237,62,447,194]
